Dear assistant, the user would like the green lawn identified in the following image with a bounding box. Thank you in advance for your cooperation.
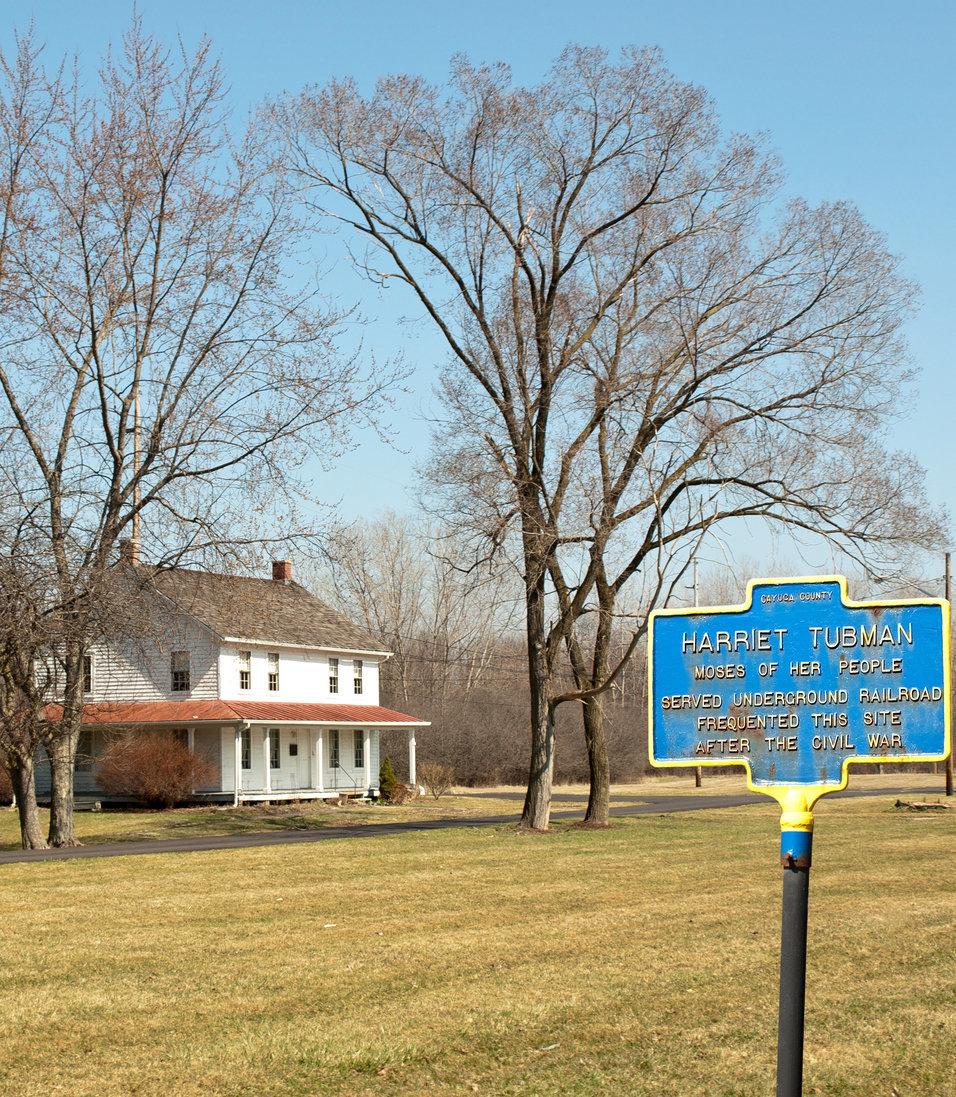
[0,789,952,1096]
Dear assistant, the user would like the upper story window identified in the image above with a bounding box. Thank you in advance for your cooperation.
[82,654,93,694]
[267,652,279,692]
[353,659,363,695]
[329,657,339,694]
[170,651,190,692]
[238,650,251,691]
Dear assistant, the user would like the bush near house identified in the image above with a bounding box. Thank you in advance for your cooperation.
[417,762,455,800]
[378,755,411,803]
[378,755,398,800]
[94,732,216,809]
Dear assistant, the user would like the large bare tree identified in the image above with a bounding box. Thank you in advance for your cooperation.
[0,26,398,846]
[279,46,944,828]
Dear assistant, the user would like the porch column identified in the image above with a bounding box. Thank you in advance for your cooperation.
[317,729,325,792]
[233,725,242,807]
[364,729,371,791]
[408,729,417,787]
[263,727,272,796]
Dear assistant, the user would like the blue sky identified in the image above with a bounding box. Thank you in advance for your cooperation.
[6,1,955,574]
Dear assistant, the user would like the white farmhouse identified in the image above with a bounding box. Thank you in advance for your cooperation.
[40,556,427,804]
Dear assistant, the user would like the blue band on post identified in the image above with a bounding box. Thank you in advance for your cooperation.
[781,828,813,868]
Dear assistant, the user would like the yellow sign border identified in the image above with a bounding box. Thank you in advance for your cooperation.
[648,574,952,809]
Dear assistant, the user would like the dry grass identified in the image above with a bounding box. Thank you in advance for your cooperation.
[0,790,525,850]
[0,788,952,1097]
[1,771,945,851]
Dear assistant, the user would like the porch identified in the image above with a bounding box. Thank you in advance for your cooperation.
[56,700,429,806]
[227,722,394,805]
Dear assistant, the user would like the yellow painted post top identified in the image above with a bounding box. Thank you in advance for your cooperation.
[773,785,816,832]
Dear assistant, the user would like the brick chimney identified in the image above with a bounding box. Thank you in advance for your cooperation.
[119,539,141,564]
[272,559,292,582]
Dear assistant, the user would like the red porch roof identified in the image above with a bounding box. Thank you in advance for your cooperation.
[44,700,429,727]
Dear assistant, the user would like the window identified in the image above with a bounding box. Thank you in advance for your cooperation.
[82,654,93,694]
[268,652,279,692]
[170,651,190,692]
[353,659,363,695]
[329,657,339,694]
[354,730,364,769]
[238,650,251,691]
[269,729,281,770]
[329,728,340,768]
[241,726,251,770]
[76,728,95,773]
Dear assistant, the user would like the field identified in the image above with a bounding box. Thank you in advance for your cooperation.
[0,780,953,1096]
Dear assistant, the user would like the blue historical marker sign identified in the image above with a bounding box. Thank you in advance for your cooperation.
[649,576,951,791]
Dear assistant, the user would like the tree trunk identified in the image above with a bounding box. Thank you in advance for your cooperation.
[582,695,611,826]
[9,756,47,850]
[521,570,554,830]
[521,690,555,830]
[46,732,81,847]
[563,577,613,826]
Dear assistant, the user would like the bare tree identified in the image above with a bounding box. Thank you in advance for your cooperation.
[311,514,433,705]
[0,549,54,848]
[0,25,399,845]
[279,46,945,828]
[308,511,521,705]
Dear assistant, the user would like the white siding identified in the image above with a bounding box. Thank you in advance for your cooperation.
[218,645,380,705]
[85,619,219,702]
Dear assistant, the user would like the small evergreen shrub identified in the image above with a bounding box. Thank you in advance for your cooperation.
[94,732,215,809]
[378,755,404,803]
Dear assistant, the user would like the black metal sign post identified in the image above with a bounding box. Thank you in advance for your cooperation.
[777,797,813,1097]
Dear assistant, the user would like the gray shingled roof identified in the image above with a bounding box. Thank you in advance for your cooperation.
[144,567,389,654]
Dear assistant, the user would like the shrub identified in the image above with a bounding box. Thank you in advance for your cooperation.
[94,732,216,809]
[387,781,411,804]
[378,754,398,800]
[417,762,455,800]
[378,755,405,803]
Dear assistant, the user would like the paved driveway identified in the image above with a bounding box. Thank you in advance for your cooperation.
[0,783,936,865]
